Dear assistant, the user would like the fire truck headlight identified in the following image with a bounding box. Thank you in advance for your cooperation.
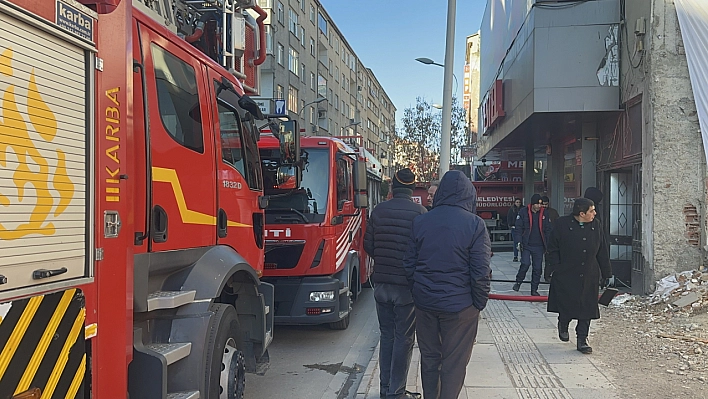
[310,291,335,302]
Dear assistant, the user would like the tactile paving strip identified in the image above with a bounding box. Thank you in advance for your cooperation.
[485,300,572,396]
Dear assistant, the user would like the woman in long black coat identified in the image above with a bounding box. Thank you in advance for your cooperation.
[544,198,612,354]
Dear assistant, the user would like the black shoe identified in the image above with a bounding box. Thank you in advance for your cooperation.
[531,291,540,296]
[513,256,518,262]
[512,282,521,291]
[558,321,569,342]
[577,337,592,354]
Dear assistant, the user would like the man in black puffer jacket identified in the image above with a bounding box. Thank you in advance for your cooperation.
[404,170,491,399]
[364,168,427,399]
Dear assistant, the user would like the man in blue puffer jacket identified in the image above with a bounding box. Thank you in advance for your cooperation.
[403,170,491,399]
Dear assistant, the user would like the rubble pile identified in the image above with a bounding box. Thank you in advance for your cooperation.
[609,269,708,316]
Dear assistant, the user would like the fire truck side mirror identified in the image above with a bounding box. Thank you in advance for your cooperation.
[353,160,368,209]
[353,160,367,192]
[238,94,265,120]
[277,120,300,166]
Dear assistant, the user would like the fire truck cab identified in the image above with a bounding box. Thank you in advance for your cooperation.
[0,0,293,396]
[257,135,374,330]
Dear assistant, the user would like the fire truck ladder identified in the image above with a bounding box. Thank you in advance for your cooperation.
[134,0,254,78]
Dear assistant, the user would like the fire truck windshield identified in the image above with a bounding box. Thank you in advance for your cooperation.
[261,148,329,224]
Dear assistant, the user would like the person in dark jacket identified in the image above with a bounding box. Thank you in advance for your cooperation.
[545,198,612,354]
[507,198,523,261]
[513,194,552,296]
[403,170,491,399]
[541,196,560,223]
[364,168,426,399]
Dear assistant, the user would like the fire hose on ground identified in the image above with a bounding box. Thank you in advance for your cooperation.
[489,278,550,302]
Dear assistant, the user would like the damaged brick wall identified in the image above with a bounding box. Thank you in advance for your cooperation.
[684,204,701,247]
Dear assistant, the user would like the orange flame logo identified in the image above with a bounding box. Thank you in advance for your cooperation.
[0,47,75,240]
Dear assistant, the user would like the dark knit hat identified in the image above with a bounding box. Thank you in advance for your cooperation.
[530,194,543,205]
[392,168,416,190]
[584,187,603,204]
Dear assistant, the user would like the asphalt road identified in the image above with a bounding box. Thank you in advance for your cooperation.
[245,286,379,399]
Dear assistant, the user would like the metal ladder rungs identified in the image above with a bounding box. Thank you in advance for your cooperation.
[147,290,196,311]
[145,342,192,365]
[167,391,199,399]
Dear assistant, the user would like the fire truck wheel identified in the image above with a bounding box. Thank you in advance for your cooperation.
[329,313,350,330]
[205,304,246,399]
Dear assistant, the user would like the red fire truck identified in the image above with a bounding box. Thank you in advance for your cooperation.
[257,135,378,330]
[0,0,292,397]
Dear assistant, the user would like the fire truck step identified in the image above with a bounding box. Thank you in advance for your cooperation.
[166,391,199,399]
[145,342,192,365]
[147,290,196,311]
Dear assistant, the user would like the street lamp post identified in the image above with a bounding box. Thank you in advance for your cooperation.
[340,121,361,135]
[299,97,326,135]
[415,0,456,178]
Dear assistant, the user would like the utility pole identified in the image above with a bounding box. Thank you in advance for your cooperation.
[440,0,456,178]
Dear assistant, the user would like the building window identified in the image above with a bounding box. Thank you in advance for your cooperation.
[334,66,339,81]
[257,0,272,7]
[276,85,284,100]
[300,26,305,46]
[288,86,298,113]
[318,12,327,36]
[265,26,273,54]
[152,44,203,154]
[328,88,332,103]
[310,4,315,23]
[277,1,284,24]
[288,8,298,35]
[318,74,327,97]
[300,0,304,11]
[328,59,332,74]
[301,63,306,82]
[311,72,316,90]
[334,94,339,110]
[277,43,284,65]
[288,47,299,76]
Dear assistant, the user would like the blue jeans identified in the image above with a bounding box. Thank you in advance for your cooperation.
[511,228,521,258]
[516,245,544,292]
[374,283,416,398]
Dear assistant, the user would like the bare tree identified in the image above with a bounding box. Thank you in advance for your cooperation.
[396,97,467,182]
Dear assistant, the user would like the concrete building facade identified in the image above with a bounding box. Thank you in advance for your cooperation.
[254,0,395,177]
[476,0,704,293]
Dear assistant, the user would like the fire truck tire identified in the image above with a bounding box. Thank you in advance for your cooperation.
[329,313,350,330]
[204,303,246,399]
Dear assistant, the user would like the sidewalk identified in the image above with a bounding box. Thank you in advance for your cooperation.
[356,252,620,399]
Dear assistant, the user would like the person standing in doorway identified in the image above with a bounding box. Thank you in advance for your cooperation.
[541,196,560,223]
[364,168,426,399]
[426,181,439,210]
[545,198,612,354]
[507,198,523,262]
[404,170,491,399]
[513,194,552,296]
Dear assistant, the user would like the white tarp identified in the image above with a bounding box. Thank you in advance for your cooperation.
[675,0,708,165]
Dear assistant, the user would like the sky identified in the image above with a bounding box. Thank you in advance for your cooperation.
[318,0,487,127]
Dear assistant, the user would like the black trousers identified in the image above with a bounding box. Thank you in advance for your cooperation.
[415,305,480,399]
[558,315,591,338]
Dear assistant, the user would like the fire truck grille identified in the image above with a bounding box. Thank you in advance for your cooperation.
[265,243,305,270]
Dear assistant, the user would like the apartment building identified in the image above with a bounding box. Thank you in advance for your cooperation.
[254,0,395,176]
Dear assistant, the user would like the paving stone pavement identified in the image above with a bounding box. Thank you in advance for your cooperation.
[356,252,620,399]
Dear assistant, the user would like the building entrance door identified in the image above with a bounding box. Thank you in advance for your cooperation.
[608,171,633,288]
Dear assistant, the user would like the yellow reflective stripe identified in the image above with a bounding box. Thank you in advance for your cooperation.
[152,167,252,227]
[64,353,86,399]
[227,220,252,228]
[152,167,216,225]
[15,289,76,394]
[41,309,85,399]
[0,295,43,379]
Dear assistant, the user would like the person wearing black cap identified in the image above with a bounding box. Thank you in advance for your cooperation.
[513,194,552,296]
[364,168,426,399]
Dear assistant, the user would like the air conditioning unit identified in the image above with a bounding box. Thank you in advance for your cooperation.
[318,110,327,119]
